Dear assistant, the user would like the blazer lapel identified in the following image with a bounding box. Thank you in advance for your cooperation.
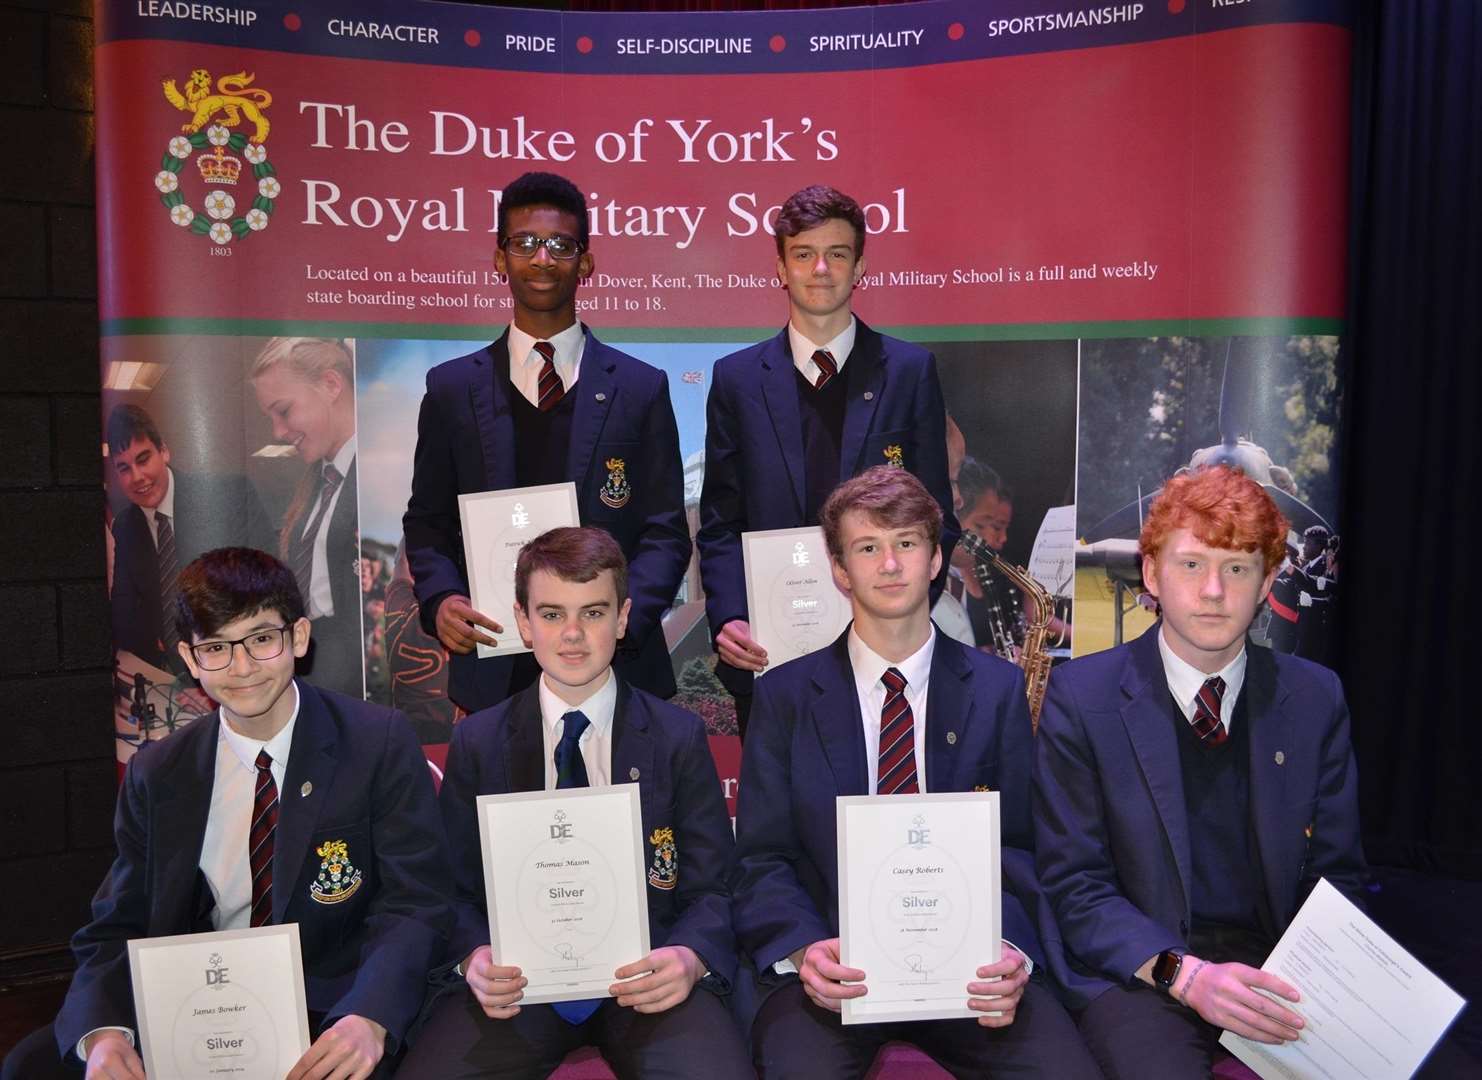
[839,321,886,479]
[150,719,218,929]
[273,682,337,924]
[504,686,547,794]
[469,333,517,490]
[758,330,807,518]
[566,328,618,494]
[1119,627,1193,916]
[610,680,655,801]
[809,633,869,796]
[1243,644,1299,927]
[923,633,974,791]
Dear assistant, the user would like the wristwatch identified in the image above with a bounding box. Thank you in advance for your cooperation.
[1152,949,1184,994]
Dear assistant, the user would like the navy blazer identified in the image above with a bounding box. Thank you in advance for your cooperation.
[731,628,1043,989]
[1032,624,1367,1010]
[439,677,738,990]
[696,321,959,696]
[404,328,690,710]
[110,471,273,670]
[53,682,452,1060]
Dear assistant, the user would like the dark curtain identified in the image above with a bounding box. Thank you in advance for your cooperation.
[1342,1,1481,878]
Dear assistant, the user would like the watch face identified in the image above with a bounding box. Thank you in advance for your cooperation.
[1153,950,1181,988]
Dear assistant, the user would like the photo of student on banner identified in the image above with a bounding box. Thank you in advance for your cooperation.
[1074,335,1342,664]
[104,386,275,760]
[249,336,364,698]
[927,341,1078,671]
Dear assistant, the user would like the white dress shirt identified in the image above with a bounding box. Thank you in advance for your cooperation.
[299,437,356,619]
[1157,626,1247,733]
[788,315,857,385]
[848,625,935,793]
[139,467,177,548]
[538,669,617,789]
[508,320,586,406]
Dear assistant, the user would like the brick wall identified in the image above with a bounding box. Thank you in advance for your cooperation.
[0,1,116,961]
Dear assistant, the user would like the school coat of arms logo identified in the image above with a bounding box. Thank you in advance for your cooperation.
[310,838,364,904]
[157,68,280,246]
[647,826,677,890]
[600,457,632,509]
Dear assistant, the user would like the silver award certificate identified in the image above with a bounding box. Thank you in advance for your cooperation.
[838,792,1001,1024]
[477,785,651,1004]
[743,526,852,668]
[128,924,310,1079]
[458,482,580,658]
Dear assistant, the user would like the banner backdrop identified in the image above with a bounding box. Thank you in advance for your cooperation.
[95,0,1352,812]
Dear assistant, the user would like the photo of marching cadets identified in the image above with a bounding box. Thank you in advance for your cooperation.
[7,178,1474,1079]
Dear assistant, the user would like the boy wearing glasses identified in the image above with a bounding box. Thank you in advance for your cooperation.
[8,548,451,1079]
[404,171,690,714]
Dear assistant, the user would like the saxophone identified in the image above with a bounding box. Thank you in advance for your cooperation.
[959,531,1054,732]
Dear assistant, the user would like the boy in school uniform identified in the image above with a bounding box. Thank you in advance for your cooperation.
[398,527,752,1079]
[731,466,1099,1079]
[2,547,451,1080]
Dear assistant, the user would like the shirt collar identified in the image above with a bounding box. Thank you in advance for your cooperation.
[847,622,937,698]
[1157,625,1247,727]
[789,315,857,379]
[539,668,617,740]
[509,320,585,373]
[144,468,177,528]
[328,435,356,479]
[217,680,301,773]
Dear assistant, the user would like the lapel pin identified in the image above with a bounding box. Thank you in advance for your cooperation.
[946,731,957,745]
[595,392,607,402]
[863,391,875,401]
[300,781,313,797]
[629,767,640,780]
[1274,751,1285,766]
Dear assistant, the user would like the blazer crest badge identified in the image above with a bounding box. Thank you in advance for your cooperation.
[310,839,363,904]
[882,444,905,468]
[600,457,632,509]
[647,826,678,890]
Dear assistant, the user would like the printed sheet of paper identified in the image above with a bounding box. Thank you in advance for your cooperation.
[1220,878,1465,1080]
[838,792,1001,1024]
[459,482,580,657]
[743,525,851,667]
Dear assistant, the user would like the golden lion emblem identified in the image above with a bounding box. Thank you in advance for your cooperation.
[162,69,273,143]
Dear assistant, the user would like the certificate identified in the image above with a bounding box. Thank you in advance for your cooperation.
[1220,878,1465,1080]
[459,482,580,657]
[477,785,651,1004]
[743,526,852,668]
[837,792,1001,1024]
[128,924,310,1080]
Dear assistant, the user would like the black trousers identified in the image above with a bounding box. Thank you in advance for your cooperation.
[394,986,753,1080]
[749,977,1102,1080]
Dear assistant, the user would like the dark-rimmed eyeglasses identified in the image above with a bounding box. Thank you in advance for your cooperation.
[501,234,584,260]
[188,626,292,670]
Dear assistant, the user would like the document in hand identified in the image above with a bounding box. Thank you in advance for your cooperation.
[128,924,310,1080]
[1220,878,1466,1080]
[837,791,1001,1025]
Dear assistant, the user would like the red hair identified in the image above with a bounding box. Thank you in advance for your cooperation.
[1138,465,1289,574]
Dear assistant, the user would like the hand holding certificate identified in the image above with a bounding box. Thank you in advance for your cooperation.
[459,482,581,658]
[1219,879,1466,1080]
[476,785,651,1004]
[127,924,310,1080]
[837,792,1002,1024]
[743,526,853,668]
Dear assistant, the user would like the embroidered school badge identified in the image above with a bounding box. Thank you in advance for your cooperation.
[309,839,363,905]
[883,444,905,468]
[647,826,678,890]
[973,785,993,793]
[600,457,632,509]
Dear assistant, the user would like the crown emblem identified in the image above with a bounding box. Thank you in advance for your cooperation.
[197,148,242,185]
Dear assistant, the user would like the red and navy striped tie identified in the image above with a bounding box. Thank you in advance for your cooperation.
[812,348,838,390]
[534,341,564,411]
[1191,676,1228,745]
[877,667,920,795]
[249,750,279,927]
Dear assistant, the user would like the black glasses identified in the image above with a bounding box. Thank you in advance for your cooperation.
[501,234,584,260]
[189,626,292,670]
